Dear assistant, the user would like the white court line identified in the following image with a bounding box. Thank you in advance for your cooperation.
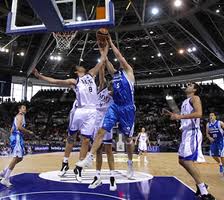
[173,176,195,192]
[0,191,126,200]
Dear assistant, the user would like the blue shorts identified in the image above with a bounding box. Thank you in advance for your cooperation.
[10,133,25,158]
[102,103,135,137]
[210,142,224,157]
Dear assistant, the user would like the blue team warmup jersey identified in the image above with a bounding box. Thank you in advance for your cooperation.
[102,69,135,137]
[208,120,224,157]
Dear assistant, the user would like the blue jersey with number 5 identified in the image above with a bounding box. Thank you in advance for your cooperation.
[112,70,134,105]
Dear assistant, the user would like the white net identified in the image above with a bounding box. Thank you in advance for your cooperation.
[53,31,77,51]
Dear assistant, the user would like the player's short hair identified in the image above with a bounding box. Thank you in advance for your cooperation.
[18,103,26,110]
[192,82,202,95]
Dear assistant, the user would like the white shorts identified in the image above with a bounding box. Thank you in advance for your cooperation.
[138,142,147,151]
[93,110,113,144]
[178,128,204,161]
[69,107,97,138]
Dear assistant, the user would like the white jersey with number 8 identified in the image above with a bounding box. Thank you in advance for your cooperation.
[72,74,97,107]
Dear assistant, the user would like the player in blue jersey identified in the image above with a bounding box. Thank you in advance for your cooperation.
[77,35,135,179]
[206,113,224,174]
[0,104,33,187]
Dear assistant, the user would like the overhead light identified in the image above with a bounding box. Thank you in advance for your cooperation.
[20,52,25,56]
[57,56,62,61]
[174,0,182,8]
[142,44,149,47]
[97,58,101,63]
[178,49,185,54]
[149,72,152,75]
[151,7,159,15]
[67,74,70,77]
[150,31,154,34]
[80,58,83,61]
[216,9,220,13]
[209,63,213,66]
[50,56,54,60]
[133,57,136,61]
[187,48,192,53]
[159,42,166,45]
[0,48,8,53]
[157,53,161,57]
[151,55,155,58]
[125,46,132,49]
[192,47,197,52]
[114,58,118,62]
[170,52,173,56]
[77,16,82,21]
[20,70,23,73]
[178,68,182,71]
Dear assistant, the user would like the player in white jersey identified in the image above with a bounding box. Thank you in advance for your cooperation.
[88,58,116,191]
[135,128,150,156]
[0,104,33,187]
[33,48,108,182]
[168,83,215,200]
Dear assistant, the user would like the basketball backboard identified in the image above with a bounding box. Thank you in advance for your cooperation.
[6,0,115,34]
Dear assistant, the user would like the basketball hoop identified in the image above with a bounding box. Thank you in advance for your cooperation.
[53,31,77,51]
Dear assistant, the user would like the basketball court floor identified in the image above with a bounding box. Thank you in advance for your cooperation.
[0,153,223,200]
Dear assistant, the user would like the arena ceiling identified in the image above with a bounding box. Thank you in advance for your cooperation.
[0,0,224,82]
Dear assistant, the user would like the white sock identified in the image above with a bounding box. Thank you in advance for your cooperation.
[4,168,12,179]
[110,170,115,177]
[0,168,7,176]
[96,170,101,178]
[88,153,94,159]
[128,160,133,165]
[63,157,69,163]
[197,183,208,195]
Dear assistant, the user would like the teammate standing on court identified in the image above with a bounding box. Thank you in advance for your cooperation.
[169,83,215,200]
[32,48,108,182]
[77,35,136,179]
[0,104,33,187]
[88,55,116,191]
[135,127,150,155]
[206,112,224,175]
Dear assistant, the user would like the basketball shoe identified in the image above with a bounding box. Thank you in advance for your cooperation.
[58,162,69,176]
[0,178,12,187]
[109,176,117,191]
[76,153,94,168]
[74,166,82,182]
[88,176,102,189]
[195,184,208,197]
[201,194,216,200]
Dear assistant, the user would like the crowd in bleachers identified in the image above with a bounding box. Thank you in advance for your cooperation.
[1,83,224,155]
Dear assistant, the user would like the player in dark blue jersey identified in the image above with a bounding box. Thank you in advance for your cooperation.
[77,35,135,179]
[206,113,224,174]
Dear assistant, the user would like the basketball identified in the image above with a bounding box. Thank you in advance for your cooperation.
[96,28,109,48]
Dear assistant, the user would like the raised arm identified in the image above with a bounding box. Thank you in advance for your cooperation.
[98,63,106,91]
[108,36,135,82]
[33,68,76,87]
[105,57,116,75]
[16,114,33,135]
[170,96,202,120]
[88,44,109,77]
